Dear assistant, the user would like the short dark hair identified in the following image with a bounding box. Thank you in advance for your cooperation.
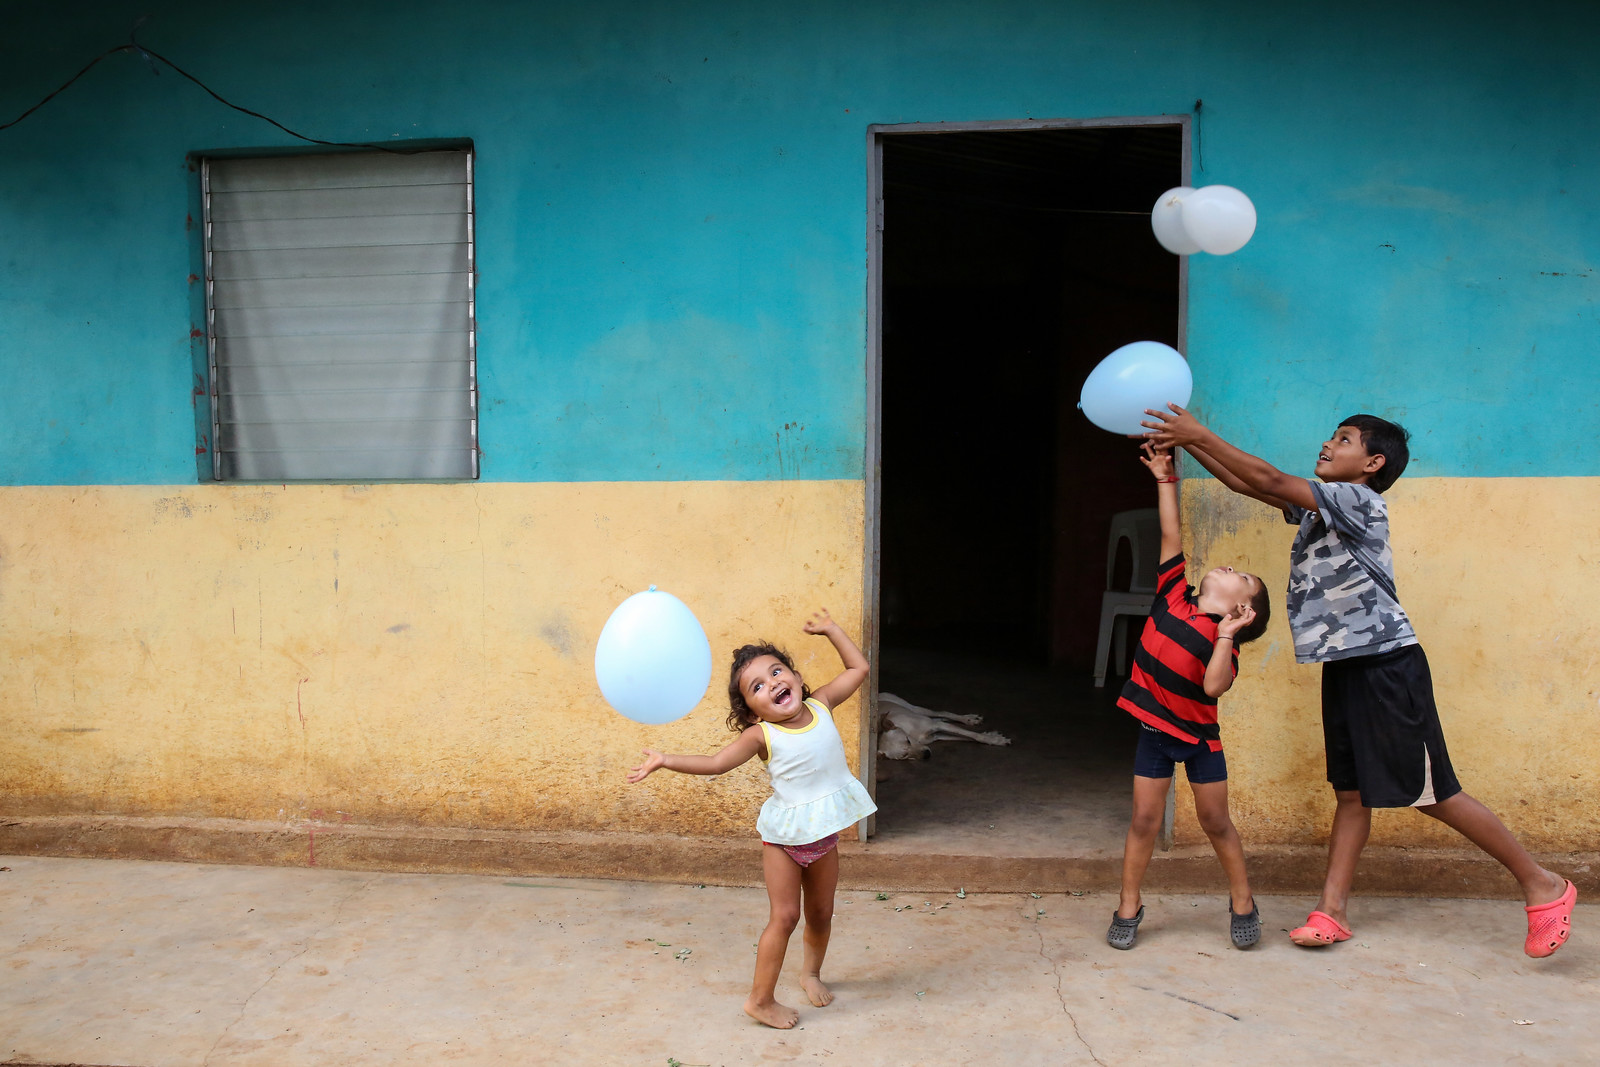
[1340,414,1410,493]
[725,642,810,732]
[1236,579,1271,645]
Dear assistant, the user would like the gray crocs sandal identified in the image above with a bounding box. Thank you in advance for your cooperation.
[1230,901,1261,949]
[1107,905,1145,950]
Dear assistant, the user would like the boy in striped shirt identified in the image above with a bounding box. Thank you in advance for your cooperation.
[1108,443,1272,951]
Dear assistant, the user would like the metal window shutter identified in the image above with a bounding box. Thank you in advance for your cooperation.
[205,150,477,481]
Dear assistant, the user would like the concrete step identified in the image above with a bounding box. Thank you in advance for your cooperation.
[4,813,1595,900]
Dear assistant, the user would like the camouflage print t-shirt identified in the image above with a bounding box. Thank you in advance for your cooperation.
[1283,480,1417,663]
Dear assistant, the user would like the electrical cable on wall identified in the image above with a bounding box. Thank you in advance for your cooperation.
[1,22,415,152]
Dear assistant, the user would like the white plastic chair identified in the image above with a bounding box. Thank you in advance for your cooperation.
[1093,508,1162,687]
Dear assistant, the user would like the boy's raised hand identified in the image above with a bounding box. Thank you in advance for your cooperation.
[1218,603,1255,641]
[627,748,666,783]
[1139,441,1176,479]
[1142,403,1210,449]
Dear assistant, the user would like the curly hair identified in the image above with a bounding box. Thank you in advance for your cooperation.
[725,642,810,732]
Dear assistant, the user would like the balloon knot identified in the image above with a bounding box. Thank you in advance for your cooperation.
[648,584,657,592]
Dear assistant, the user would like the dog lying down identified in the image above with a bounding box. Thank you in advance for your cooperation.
[877,692,1012,760]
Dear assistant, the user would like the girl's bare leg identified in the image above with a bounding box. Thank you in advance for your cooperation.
[1191,779,1253,914]
[798,845,839,1007]
[1117,775,1172,918]
[746,844,802,1029]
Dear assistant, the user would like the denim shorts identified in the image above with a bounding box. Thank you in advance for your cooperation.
[1133,724,1228,784]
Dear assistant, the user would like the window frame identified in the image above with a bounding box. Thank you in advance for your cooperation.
[196,144,479,483]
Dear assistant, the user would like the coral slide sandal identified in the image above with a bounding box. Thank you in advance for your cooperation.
[1289,910,1352,947]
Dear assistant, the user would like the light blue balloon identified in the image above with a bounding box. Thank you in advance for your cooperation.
[1078,341,1194,435]
[594,586,713,725]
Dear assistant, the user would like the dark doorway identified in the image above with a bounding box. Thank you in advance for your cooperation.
[869,121,1185,856]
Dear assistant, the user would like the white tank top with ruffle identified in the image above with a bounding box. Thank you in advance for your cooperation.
[756,698,878,845]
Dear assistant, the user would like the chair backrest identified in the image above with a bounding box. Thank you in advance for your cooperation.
[1104,508,1163,594]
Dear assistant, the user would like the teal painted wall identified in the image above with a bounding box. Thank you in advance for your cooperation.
[2,0,1596,485]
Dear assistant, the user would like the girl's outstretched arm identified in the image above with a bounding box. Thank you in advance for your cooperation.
[627,726,765,783]
[801,608,869,711]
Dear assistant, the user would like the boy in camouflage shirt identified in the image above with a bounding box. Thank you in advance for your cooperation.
[1144,406,1575,959]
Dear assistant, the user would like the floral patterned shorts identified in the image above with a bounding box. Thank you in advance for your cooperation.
[763,832,840,867]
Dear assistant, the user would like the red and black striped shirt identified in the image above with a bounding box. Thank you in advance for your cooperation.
[1115,553,1236,751]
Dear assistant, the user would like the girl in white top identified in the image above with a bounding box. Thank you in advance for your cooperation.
[628,608,877,1030]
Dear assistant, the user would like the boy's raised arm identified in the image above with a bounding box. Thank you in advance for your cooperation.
[1138,443,1182,561]
[1143,405,1316,513]
[1184,443,1297,511]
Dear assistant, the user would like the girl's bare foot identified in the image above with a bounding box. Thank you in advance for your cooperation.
[744,995,799,1029]
[801,974,833,1007]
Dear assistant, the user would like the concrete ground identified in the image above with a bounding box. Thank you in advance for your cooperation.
[3,856,1595,1066]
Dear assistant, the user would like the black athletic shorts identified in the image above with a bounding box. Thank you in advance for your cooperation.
[1321,643,1461,808]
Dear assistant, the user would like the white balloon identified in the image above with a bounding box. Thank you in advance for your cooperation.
[594,586,713,725]
[1078,341,1193,436]
[1180,185,1257,255]
[1150,186,1201,255]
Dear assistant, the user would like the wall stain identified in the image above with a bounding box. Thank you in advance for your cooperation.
[153,496,214,521]
[540,612,576,658]
[1186,484,1268,562]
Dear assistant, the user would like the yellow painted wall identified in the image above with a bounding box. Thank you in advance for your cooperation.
[1176,477,1600,852]
[0,482,865,839]
[6,476,1596,854]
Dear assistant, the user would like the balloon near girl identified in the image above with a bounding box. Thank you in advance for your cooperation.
[593,586,713,725]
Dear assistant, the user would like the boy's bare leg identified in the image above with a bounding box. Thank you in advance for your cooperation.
[1419,791,1566,906]
[746,845,802,1029]
[1311,789,1371,928]
[1118,776,1172,918]
[1191,780,1253,914]
[798,846,839,1007]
